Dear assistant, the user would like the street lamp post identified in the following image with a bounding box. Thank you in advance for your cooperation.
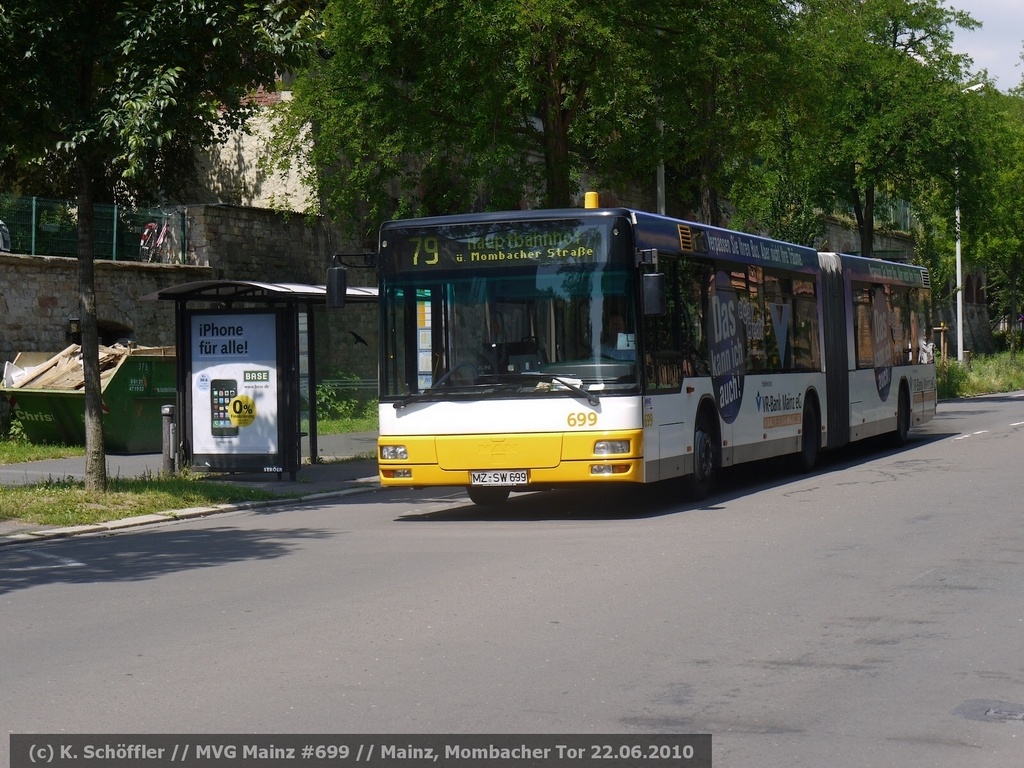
[955,82,984,364]
[955,173,964,362]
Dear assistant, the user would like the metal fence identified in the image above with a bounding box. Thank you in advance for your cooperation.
[0,194,187,262]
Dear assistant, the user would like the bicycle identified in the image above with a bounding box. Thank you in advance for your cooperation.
[139,219,169,262]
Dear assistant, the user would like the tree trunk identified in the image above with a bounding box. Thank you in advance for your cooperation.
[699,80,722,226]
[75,52,107,492]
[1011,257,1019,364]
[860,184,875,259]
[77,155,107,491]
[541,89,573,209]
[700,156,721,227]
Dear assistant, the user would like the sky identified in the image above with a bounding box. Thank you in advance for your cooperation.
[950,0,1024,91]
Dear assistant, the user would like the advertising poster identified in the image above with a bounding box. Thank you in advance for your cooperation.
[709,270,745,424]
[190,312,279,456]
[871,285,894,401]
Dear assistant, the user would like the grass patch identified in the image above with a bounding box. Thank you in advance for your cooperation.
[0,474,283,527]
[937,352,1024,399]
[308,413,378,435]
[0,437,85,465]
[0,410,373,530]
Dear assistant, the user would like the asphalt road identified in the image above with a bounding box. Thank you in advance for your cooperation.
[2,394,1023,767]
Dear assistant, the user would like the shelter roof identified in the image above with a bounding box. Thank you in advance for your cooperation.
[144,280,377,304]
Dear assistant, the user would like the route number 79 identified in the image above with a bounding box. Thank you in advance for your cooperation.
[410,236,439,266]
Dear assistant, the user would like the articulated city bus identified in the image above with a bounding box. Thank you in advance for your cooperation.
[372,204,936,505]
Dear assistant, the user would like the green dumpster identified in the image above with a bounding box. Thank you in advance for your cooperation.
[4,344,176,454]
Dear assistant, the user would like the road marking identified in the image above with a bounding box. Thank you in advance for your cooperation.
[953,430,989,441]
[8,550,85,572]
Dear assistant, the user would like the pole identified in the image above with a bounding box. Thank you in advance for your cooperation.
[955,177,964,363]
[954,83,983,364]
[657,119,666,215]
[161,404,176,474]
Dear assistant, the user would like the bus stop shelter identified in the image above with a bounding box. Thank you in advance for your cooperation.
[146,279,377,479]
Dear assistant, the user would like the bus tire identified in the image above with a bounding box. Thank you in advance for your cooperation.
[468,486,511,507]
[794,399,821,473]
[687,409,717,500]
[892,384,911,447]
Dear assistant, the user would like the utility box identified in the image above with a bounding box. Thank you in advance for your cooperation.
[4,344,176,453]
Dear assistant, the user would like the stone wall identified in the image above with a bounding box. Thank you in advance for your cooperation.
[817,216,916,262]
[185,204,356,283]
[0,253,201,364]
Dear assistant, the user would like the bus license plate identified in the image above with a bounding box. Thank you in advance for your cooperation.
[470,470,528,486]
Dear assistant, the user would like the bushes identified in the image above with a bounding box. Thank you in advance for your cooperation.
[937,352,1024,399]
[316,377,360,419]
[936,360,970,400]
[315,374,377,423]
[993,329,1024,354]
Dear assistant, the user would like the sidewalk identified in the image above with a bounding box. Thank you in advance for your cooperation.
[0,432,380,546]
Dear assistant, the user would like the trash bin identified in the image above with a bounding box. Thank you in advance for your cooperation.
[4,344,176,453]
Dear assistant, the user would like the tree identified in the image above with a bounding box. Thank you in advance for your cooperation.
[793,0,978,257]
[275,0,679,234]
[0,1,319,490]
[275,0,807,232]
[975,90,1024,360]
[648,0,800,226]
[730,106,827,245]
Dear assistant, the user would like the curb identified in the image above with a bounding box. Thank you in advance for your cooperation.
[0,481,378,548]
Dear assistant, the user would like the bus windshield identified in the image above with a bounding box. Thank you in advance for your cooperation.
[379,218,639,401]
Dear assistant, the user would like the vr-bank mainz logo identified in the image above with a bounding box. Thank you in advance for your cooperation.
[755,390,803,413]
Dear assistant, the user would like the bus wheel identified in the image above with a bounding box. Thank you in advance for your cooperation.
[468,486,511,507]
[687,411,717,500]
[892,385,911,447]
[794,400,821,473]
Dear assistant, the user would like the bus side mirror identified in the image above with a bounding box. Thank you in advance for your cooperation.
[643,272,666,316]
[327,264,348,309]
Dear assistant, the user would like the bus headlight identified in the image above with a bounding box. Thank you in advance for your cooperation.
[380,445,408,460]
[594,440,630,455]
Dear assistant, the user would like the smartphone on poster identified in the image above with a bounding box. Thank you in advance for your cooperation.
[210,379,239,437]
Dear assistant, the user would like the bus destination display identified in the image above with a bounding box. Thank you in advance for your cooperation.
[381,221,611,271]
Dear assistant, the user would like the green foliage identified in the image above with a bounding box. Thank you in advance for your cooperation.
[731,108,826,245]
[316,378,360,420]
[314,374,378,429]
[992,329,1024,353]
[273,0,691,233]
[0,1,322,203]
[937,353,1024,398]
[936,359,969,399]
[788,0,980,256]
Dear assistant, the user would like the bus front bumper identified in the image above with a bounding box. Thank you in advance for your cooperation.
[377,430,644,488]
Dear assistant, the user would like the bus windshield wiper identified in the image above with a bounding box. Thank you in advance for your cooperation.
[518,372,600,406]
[395,367,600,409]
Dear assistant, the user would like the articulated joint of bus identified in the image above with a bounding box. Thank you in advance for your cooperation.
[377,430,645,488]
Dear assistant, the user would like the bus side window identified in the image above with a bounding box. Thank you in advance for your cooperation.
[681,262,710,376]
[643,258,682,391]
[642,257,710,389]
[890,288,913,364]
[853,285,874,369]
